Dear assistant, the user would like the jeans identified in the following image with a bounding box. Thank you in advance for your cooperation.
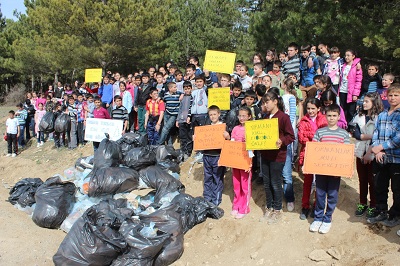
[7,133,18,154]
[147,118,160,145]
[138,106,146,133]
[261,160,285,210]
[54,132,65,148]
[356,158,375,207]
[282,144,295,202]
[178,122,193,156]
[158,113,177,145]
[203,155,226,206]
[37,131,44,143]
[373,162,400,217]
[18,125,25,147]
[314,175,341,223]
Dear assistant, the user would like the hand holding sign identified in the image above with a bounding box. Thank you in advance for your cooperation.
[218,140,252,171]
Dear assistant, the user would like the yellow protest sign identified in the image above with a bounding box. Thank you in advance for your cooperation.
[245,119,279,150]
[303,142,355,178]
[85,68,103,83]
[203,50,236,74]
[208,87,230,110]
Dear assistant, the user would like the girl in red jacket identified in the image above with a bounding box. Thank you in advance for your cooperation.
[298,98,328,220]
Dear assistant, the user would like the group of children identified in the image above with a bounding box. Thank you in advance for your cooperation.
[4,43,400,236]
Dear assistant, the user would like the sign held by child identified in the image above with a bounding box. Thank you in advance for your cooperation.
[193,123,226,150]
[245,119,279,150]
[84,118,123,142]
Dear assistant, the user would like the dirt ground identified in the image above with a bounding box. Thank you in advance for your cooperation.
[0,106,399,266]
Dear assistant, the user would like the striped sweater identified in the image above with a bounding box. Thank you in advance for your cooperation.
[313,126,350,144]
[163,91,182,116]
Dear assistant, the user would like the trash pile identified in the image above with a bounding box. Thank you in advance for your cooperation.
[7,132,224,266]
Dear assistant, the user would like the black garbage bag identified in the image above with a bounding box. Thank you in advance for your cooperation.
[75,156,94,172]
[225,107,239,133]
[171,193,224,233]
[123,146,157,170]
[157,161,180,174]
[111,219,171,266]
[8,178,43,207]
[139,165,185,203]
[39,111,56,133]
[139,204,185,266]
[32,176,76,229]
[155,145,183,163]
[54,113,71,133]
[94,137,122,168]
[118,142,133,157]
[118,132,148,147]
[53,199,133,266]
[88,167,140,197]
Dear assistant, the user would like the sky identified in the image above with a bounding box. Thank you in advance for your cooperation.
[1,0,26,20]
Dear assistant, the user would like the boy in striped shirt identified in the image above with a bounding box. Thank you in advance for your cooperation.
[112,95,129,135]
[309,103,350,234]
[158,82,182,145]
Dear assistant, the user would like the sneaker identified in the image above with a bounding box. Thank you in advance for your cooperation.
[268,210,283,224]
[11,153,17,157]
[319,222,332,234]
[380,216,400,227]
[231,210,238,217]
[235,213,246,219]
[355,204,368,216]
[309,221,323,232]
[37,143,40,148]
[259,208,274,222]
[6,153,12,157]
[287,202,295,212]
[366,207,378,219]
[40,141,44,146]
[367,211,388,224]
[300,208,310,220]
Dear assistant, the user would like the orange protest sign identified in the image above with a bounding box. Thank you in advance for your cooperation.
[218,140,252,170]
[303,142,355,178]
[193,123,226,150]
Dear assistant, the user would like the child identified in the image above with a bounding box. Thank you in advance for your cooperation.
[282,42,300,80]
[300,44,321,87]
[5,110,20,157]
[358,64,382,109]
[84,94,95,120]
[314,75,337,101]
[268,60,285,88]
[185,64,196,86]
[298,98,328,220]
[34,103,46,147]
[189,56,203,76]
[24,99,35,140]
[135,73,153,133]
[112,95,129,135]
[338,49,363,123]
[309,104,350,234]
[252,62,268,87]
[145,88,165,145]
[261,75,272,92]
[255,84,267,109]
[66,96,78,149]
[367,85,400,227]
[320,90,347,129]
[15,103,27,149]
[231,81,245,110]
[200,105,229,206]
[190,75,209,128]
[154,72,167,98]
[278,51,287,63]
[259,92,295,224]
[98,76,113,114]
[238,65,253,92]
[377,73,394,110]
[76,94,86,146]
[176,81,193,160]
[352,92,383,218]
[158,82,182,145]
[175,70,184,93]
[227,106,254,218]
[92,97,111,150]
[323,47,344,95]
[281,78,298,211]
[219,73,232,88]
[244,90,261,120]
[53,104,66,149]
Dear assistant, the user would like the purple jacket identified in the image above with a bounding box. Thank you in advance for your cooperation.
[340,57,363,103]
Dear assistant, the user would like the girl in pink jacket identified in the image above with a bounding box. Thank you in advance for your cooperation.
[338,49,363,123]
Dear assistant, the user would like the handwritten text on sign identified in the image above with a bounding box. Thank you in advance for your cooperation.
[303,142,355,178]
[219,140,252,170]
[203,50,236,74]
[245,119,279,150]
[85,68,102,83]
[84,118,123,142]
[208,87,230,110]
[193,123,226,150]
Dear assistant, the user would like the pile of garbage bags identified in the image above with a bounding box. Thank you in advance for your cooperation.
[8,132,224,266]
